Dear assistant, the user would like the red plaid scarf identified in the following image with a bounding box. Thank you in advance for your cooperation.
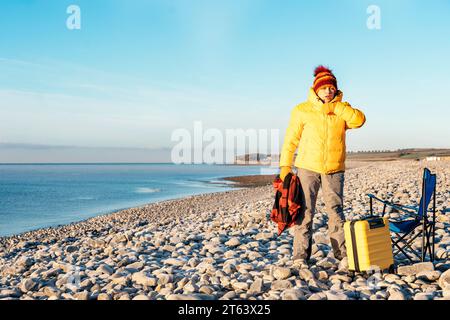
[270,172,302,235]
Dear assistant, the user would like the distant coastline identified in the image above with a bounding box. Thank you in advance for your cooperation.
[2,147,449,165]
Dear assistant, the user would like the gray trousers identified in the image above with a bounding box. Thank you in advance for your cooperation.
[293,168,347,260]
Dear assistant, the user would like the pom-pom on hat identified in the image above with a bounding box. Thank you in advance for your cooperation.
[313,65,338,92]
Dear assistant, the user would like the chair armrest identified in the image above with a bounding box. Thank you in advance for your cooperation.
[391,203,419,215]
[398,204,419,211]
[367,193,383,202]
[367,194,416,215]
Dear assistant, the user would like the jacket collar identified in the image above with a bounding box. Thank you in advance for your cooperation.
[307,87,343,110]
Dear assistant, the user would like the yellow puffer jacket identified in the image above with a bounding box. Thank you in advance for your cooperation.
[280,88,366,174]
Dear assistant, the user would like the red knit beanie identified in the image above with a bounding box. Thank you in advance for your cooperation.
[313,65,338,92]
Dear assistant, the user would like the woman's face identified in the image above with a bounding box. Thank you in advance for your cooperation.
[317,85,337,103]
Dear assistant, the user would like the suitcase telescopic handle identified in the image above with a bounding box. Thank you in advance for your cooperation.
[366,217,385,229]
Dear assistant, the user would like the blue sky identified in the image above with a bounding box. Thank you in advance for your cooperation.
[0,0,449,161]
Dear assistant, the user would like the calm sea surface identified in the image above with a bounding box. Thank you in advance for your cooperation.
[0,163,274,237]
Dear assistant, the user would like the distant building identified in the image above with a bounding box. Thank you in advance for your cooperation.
[426,156,441,161]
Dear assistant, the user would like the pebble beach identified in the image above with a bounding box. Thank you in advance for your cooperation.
[0,160,449,300]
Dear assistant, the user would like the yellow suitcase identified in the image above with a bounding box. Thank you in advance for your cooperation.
[344,217,394,272]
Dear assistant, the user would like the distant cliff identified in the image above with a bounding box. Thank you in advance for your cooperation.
[234,148,450,165]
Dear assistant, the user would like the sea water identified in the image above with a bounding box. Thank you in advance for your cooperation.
[0,163,273,237]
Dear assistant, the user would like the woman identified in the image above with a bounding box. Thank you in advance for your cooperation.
[279,65,366,262]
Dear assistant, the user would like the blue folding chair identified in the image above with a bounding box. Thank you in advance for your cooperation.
[367,168,436,263]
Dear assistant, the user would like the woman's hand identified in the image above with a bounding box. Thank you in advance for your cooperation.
[333,102,366,129]
[280,166,292,181]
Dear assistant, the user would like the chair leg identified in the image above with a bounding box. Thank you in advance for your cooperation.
[393,246,414,263]
[392,230,414,250]
[392,234,407,258]
[422,223,426,262]
[431,222,436,262]
[427,224,432,260]
[392,231,423,262]
[404,233,424,261]
[392,239,417,263]
[420,223,434,262]
[425,223,435,262]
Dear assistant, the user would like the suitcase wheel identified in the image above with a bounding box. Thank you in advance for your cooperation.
[388,264,396,274]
